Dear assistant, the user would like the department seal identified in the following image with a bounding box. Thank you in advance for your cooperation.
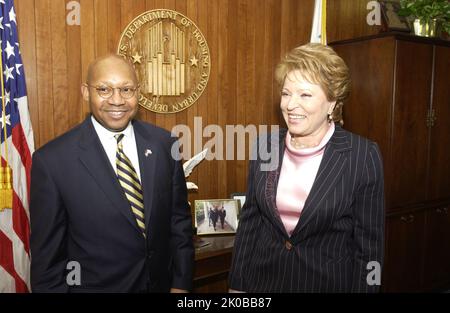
[118,9,210,114]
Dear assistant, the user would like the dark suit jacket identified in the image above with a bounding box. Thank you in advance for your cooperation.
[30,117,194,292]
[229,125,385,292]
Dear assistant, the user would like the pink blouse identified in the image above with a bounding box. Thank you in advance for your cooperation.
[276,123,335,236]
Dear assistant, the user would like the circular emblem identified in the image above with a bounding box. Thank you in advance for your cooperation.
[118,9,210,114]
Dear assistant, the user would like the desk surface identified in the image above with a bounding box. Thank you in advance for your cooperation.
[195,235,235,260]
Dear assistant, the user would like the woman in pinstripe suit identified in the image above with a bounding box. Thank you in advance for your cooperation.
[229,43,384,292]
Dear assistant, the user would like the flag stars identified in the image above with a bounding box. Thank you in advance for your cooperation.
[4,65,14,82]
[9,6,16,24]
[16,64,22,75]
[3,91,10,105]
[0,111,11,130]
[5,41,15,59]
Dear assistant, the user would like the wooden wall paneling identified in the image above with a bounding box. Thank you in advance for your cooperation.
[240,0,255,198]
[217,0,228,198]
[175,0,189,181]
[280,1,291,60]
[235,0,249,195]
[327,0,381,43]
[94,0,108,57]
[107,0,122,53]
[243,0,256,191]
[203,0,218,201]
[226,0,238,198]
[80,0,95,118]
[296,0,315,46]
[192,0,209,205]
[184,0,198,206]
[16,0,40,148]
[261,0,273,127]
[271,1,282,127]
[247,0,266,194]
[254,0,265,158]
[35,0,55,146]
[50,0,69,138]
[66,0,83,129]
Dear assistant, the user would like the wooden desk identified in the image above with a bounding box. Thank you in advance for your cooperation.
[193,235,235,293]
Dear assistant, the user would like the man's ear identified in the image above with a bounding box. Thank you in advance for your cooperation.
[81,84,90,102]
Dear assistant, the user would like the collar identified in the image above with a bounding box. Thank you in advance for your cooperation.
[90,115,134,141]
[285,122,335,157]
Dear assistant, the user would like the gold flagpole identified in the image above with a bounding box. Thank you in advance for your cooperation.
[321,0,327,45]
[0,45,13,211]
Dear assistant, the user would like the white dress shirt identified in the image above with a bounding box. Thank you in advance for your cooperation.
[91,116,142,182]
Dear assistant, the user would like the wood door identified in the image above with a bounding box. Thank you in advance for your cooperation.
[422,205,450,291]
[332,37,394,206]
[428,46,450,201]
[389,40,432,208]
[383,210,426,292]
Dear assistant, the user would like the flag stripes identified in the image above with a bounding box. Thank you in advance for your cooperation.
[0,0,34,293]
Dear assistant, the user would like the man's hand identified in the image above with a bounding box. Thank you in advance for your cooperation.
[170,288,189,293]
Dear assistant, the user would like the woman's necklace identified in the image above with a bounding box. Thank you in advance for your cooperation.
[290,137,319,149]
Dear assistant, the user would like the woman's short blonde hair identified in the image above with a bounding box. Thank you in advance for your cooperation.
[275,43,350,124]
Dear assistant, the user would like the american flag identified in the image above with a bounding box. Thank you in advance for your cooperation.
[310,0,327,45]
[0,0,34,293]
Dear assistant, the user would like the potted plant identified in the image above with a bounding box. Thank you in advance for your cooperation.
[398,0,450,37]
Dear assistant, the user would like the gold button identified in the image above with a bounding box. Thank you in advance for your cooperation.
[285,240,293,250]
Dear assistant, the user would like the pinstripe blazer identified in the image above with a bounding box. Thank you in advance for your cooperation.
[229,125,385,292]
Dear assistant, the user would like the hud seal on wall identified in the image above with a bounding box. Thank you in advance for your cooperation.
[118,9,211,114]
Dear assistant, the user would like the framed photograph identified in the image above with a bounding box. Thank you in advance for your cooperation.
[230,193,246,219]
[380,1,411,32]
[194,199,239,235]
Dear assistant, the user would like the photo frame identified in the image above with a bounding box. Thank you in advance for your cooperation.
[380,0,411,32]
[194,199,239,235]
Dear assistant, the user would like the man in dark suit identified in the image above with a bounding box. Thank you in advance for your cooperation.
[29,54,194,293]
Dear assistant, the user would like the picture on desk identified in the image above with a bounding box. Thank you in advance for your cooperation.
[194,199,239,235]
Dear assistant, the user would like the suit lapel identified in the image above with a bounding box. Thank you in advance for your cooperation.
[77,118,142,233]
[264,129,291,237]
[291,125,351,239]
[132,121,157,233]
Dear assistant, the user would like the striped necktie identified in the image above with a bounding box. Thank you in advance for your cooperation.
[114,134,146,237]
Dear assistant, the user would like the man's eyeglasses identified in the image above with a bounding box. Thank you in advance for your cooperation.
[85,84,140,99]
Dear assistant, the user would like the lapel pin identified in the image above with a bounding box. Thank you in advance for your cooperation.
[145,149,152,157]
